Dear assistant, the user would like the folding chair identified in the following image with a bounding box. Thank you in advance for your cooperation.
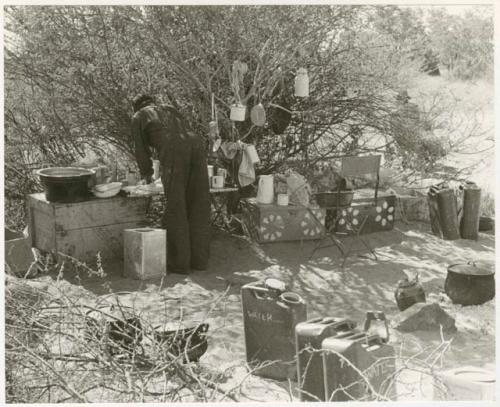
[309,155,382,267]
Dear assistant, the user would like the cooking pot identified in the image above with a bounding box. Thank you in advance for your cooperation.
[36,167,95,203]
[445,262,495,306]
[85,304,143,355]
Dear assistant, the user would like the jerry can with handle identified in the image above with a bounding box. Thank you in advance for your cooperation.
[241,278,306,381]
[295,317,357,401]
[321,311,396,401]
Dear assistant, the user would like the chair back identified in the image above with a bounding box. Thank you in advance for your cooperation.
[340,155,381,204]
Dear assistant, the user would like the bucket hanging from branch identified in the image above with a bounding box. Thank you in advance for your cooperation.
[294,68,309,97]
[230,60,247,122]
[250,90,266,127]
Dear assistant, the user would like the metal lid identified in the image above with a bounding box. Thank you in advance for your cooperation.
[279,291,303,305]
[36,167,95,178]
[398,278,417,288]
[450,368,495,383]
[448,262,494,276]
[264,278,286,292]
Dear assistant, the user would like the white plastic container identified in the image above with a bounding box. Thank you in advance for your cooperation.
[434,366,496,401]
[123,228,166,280]
[256,175,274,204]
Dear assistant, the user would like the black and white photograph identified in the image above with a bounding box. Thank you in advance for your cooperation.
[2,1,496,404]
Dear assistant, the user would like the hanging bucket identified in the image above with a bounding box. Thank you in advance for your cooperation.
[230,104,246,121]
[294,68,309,97]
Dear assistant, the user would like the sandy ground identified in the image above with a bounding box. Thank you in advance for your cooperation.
[42,220,495,402]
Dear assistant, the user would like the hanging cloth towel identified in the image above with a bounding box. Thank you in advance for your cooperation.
[238,143,256,187]
[220,141,240,160]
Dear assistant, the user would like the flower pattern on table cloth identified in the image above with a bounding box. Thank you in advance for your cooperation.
[301,210,324,237]
[374,200,395,227]
[259,214,285,241]
[337,207,361,231]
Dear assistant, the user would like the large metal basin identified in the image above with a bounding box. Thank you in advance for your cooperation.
[35,167,95,203]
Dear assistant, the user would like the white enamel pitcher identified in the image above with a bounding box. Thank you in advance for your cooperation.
[256,175,274,204]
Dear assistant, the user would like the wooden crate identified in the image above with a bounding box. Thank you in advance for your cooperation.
[241,198,326,243]
[333,195,397,235]
[28,193,150,262]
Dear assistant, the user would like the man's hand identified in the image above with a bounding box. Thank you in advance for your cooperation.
[138,176,153,186]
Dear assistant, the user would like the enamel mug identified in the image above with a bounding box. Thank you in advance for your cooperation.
[212,175,224,189]
[217,168,227,181]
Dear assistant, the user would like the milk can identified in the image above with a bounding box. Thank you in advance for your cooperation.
[241,278,307,381]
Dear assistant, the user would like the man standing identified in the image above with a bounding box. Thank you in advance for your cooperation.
[131,94,210,274]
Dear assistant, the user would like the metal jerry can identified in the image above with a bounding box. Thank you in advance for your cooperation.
[295,317,357,401]
[241,278,307,381]
[321,312,396,401]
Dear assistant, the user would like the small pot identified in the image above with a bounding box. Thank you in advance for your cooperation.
[395,275,426,311]
[85,304,143,355]
[445,262,495,306]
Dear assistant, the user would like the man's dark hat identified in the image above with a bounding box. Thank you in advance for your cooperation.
[133,94,155,112]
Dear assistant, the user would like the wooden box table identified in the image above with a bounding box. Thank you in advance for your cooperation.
[241,198,326,243]
[28,193,149,262]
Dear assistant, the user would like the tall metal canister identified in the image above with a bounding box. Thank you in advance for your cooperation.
[241,278,307,381]
[460,182,481,240]
[436,188,461,240]
[295,317,356,401]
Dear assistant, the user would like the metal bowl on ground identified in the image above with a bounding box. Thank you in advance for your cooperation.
[445,262,495,306]
[35,167,95,203]
[314,190,354,208]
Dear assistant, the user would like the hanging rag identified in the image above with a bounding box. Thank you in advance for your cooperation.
[238,143,256,187]
[220,141,240,160]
